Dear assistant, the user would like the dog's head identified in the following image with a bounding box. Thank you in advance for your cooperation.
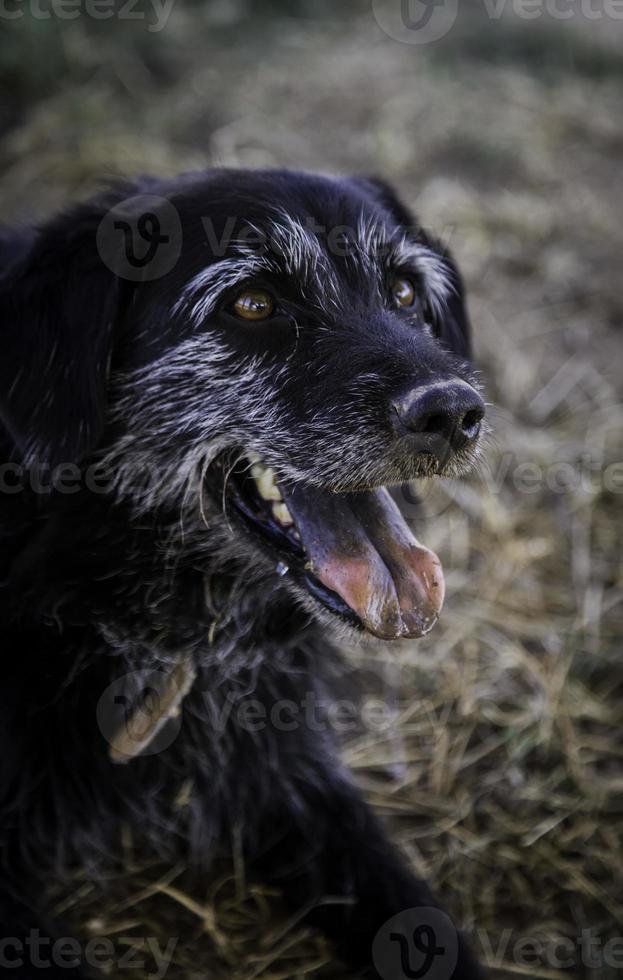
[0,169,485,640]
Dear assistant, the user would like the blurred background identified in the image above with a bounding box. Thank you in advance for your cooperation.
[2,1,622,977]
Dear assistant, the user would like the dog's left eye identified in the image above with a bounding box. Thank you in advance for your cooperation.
[232,289,275,321]
[391,277,416,309]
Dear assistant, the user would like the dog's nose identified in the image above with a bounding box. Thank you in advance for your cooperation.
[392,381,485,453]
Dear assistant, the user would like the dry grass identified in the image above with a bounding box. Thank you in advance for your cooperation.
[3,2,622,977]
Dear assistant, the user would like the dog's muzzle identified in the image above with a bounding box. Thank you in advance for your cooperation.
[218,384,484,641]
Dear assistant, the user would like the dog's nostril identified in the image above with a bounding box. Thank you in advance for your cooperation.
[460,407,484,440]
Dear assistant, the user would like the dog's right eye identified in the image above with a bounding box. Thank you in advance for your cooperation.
[232,290,275,322]
[391,277,416,309]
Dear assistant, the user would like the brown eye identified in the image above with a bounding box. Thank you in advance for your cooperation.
[392,277,416,308]
[233,290,275,321]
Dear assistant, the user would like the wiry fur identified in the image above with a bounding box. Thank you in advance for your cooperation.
[0,168,485,979]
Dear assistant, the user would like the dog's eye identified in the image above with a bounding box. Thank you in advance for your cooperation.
[232,290,275,321]
[391,277,416,309]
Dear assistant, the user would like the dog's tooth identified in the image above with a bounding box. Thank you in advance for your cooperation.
[247,451,262,464]
[272,501,294,527]
[252,464,282,502]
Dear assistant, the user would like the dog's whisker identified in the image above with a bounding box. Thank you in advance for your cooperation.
[218,450,250,534]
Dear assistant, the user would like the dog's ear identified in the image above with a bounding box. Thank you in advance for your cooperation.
[0,196,135,468]
[352,176,472,359]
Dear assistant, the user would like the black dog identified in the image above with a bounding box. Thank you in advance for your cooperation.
[0,169,486,979]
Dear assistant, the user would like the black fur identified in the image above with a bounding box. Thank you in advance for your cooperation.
[0,169,485,978]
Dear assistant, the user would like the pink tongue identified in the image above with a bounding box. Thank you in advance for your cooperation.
[281,485,445,640]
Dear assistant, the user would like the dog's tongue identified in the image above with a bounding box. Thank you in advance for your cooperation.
[282,484,444,640]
